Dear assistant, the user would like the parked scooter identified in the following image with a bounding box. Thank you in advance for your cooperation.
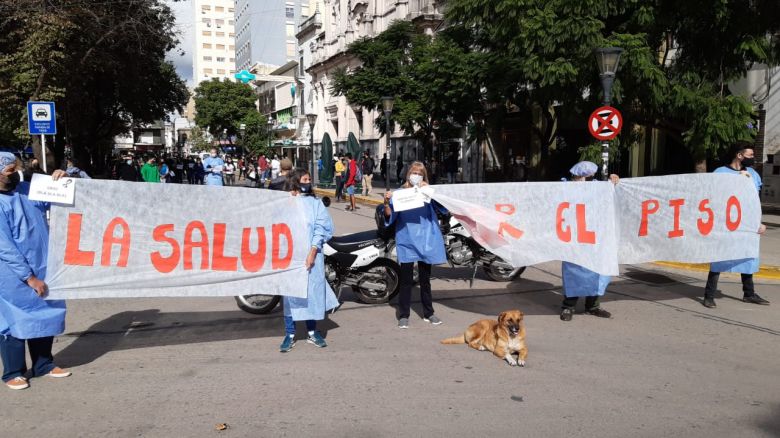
[441,214,526,282]
[235,227,402,314]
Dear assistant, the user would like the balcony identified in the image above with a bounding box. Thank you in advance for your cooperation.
[407,0,444,24]
[297,10,322,40]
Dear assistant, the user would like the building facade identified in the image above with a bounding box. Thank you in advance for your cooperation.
[235,0,315,72]
[193,0,236,84]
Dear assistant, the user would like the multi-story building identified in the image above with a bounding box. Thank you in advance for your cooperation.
[193,0,236,84]
[235,0,315,72]
[303,0,445,183]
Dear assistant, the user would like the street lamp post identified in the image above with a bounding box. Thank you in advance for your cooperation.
[306,113,317,181]
[239,123,246,157]
[266,118,274,153]
[593,47,623,180]
[381,96,394,190]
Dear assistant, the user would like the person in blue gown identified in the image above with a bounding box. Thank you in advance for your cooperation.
[703,142,769,308]
[384,161,448,329]
[202,147,225,186]
[0,152,71,390]
[560,161,619,322]
[279,169,339,352]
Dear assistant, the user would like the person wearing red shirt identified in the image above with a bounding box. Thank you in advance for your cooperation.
[257,154,269,188]
[345,152,358,211]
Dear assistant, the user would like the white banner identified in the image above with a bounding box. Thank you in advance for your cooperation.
[431,173,761,276]
[46,180,310,299]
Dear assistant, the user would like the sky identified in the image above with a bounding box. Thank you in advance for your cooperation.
[165,0,195,87]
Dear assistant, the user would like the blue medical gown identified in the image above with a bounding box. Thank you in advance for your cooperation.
[0,186,66,339]
[709,166,762,274]
[385,200,447,265]
[202,156,225,186]
[283,195,340,321]
[561,262,610,297]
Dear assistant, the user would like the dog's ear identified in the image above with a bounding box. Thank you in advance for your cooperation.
[517,311,524,320]
[498,311,507,324]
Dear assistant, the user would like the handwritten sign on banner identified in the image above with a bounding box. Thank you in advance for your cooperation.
[45,180,310,299]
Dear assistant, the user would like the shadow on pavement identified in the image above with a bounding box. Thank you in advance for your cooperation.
[56,309,340,368]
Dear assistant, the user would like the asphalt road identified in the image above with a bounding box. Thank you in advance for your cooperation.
[2,202,779,437]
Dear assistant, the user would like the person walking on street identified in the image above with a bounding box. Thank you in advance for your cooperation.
[278,168,339,352]
[0,153,72,390]
[118,156,139,181]
[445,151,458,184]
[268,158,293,191]
[223,157,236,186]
[360,151,375,196]
[703,142,769,308]
[334,154,346,202]
[258,154,269,188]
[396,151,404,183]
[559,161,618,322]
[383,161,447,328]
[270,155,281,181]
[141,156,160,183]
[380,153,387,181]
[345,153,358,211]
[203,148,225,186]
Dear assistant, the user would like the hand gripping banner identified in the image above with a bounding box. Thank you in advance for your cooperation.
[46,180,310,299]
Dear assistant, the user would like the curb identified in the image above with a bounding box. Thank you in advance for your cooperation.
[315,188,383,207]
[652,261,780,280]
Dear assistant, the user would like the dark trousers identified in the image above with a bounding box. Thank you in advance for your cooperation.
[704,272,755,299]
[562,295,600,310]
[398,262,434,319]
[0,335,56,381]
[335,176,344,200]
[283,317,317,335]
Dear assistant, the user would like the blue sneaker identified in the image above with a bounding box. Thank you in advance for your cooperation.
[307,331,328,348]
[279,334,296,352]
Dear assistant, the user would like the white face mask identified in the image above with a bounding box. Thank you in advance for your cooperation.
[126,160,132,165]
[409,174,423,186]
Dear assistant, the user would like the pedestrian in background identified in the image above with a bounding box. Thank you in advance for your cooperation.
[223,157,236,186]
[268,158,293,190]
[344,153,358,211]
[702,142,769,308]
[334,154,346,202]
[380,153,387,182]
[270,155,281,181]
[141,156,160,183]
[383,161,447,328]
[360,150,375,196]
[0,152,71,390]
[559,161,617,322]
[278,168,339,352]
[396,150,404,183]
[117,156,139,181]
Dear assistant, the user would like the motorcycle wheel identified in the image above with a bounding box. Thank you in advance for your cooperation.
[352,259,401,304]
[482,263,526,282]
[234,294,281,314]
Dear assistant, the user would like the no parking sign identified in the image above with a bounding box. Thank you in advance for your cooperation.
[588,106,622,141]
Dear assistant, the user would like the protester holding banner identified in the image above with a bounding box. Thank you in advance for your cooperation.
[279,169,339,352]
[202,148,225,186]
[384,161,447,329]
[0,152,71,390]
[703,143,769,308]
[560,161,618,322]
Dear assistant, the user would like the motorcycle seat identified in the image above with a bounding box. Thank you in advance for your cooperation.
[327,230,382,253]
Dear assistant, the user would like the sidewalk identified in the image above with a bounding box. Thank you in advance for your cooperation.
[316,178,780,279]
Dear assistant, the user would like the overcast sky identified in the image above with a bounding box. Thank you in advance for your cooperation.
[165,0,195,87]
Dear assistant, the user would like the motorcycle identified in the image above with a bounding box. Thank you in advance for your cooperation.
[442,214,526,282]
[235,228,402,314]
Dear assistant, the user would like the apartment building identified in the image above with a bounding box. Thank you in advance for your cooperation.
[193,0,237,84]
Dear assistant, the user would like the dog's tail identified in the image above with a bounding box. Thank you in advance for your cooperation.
[440,334,466,344]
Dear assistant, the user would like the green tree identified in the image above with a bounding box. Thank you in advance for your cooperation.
[0,0,189,174]
[237,110,271,157]
[193,78,258,143]
[444,0,780,171]
[188,126,213,153]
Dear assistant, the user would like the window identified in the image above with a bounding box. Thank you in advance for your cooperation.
[202,31,211,36]
[203,56,212,61]
[229,20,235,26]
[229,45,235,51]
[286,41,296,57]
[216,31,225,37]
[216,57,225,62]
[216,19,224,26]
[229,58,235,63]
[202,43,212,49]
[201,5,211,13]
[299,57,304,75]
[286,6,295,18]
[230,70,235,74]
[216,44,225,50]
[286,24,295,37]
[215,6,224,12]
[301,5,309,18]
[204,68,213,74]
[228,7,234,13]
[217,69,225,74]
[229,32,235,37]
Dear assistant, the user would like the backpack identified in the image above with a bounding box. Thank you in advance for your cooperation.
[375,204,395,240]
[353,161,363,181]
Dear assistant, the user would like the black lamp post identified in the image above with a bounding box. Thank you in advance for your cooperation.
[381,96,394,190]
[266,118,274,153]
[306,113,317,180]
[593,47,623,180]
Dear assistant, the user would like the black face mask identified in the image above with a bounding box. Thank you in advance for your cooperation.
[0,172,20,191]
[300,183,313,195]
[742,157,755,168]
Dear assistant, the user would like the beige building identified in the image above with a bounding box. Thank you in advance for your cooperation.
[193,0,237,84]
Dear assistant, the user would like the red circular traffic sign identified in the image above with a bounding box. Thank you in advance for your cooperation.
[588,106,622,141]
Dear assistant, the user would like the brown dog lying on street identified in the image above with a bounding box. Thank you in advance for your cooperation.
[441,310,527,366]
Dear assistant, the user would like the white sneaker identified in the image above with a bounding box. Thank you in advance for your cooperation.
[6,376,29,390]
[46,367,72,378]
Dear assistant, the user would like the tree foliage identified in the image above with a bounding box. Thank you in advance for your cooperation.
[0,0,189,173]
[193,78,259,140]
